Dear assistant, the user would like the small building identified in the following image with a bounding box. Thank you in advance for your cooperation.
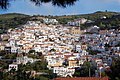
[1,34,10,41]
[8,64,18,71]
[87,25,100,33]
[68,60,78,67]
[17,56,34,65]
[53,67,75,77]
[43,18,58,24]
[70,27,81,35]
[67,18,87,26]
[4,46,11,54]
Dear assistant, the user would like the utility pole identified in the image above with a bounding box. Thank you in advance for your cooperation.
[89,68,91,77]
[99,67,102,78]
[88,61,91,77]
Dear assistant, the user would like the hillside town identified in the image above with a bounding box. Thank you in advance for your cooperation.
[0,17,120,80]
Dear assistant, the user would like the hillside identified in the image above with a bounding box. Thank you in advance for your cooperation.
[55,11,119,24]
[53,11,120,30]
[0,11,120,34]
[81,13,120,30]
[0,13,30,34]
[0,13,29,20]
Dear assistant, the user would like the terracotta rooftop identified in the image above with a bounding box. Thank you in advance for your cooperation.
[54,77,109,80]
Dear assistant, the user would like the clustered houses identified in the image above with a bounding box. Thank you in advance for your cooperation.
[80,29,120,75]
[45,52,89,77]
[67,18,87,26]
[3,20,87,77]
[53,67,75,77]
[1,19,120,78]
[43,18,58,24]
[8,54,41,71]
[16,54,41,65]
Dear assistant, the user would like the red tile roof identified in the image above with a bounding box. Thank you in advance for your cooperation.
[54,77,109,80]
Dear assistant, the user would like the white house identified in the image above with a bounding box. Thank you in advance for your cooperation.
[43,18,58,24]
[16,56,35,65]
[8,64,18,71]
[53,67,75,77]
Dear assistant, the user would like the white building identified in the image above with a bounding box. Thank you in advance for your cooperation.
[53,67,75,77]
[67,18,87,26]
[16,56,35,65]
[43,18,58,24]
[8,64,18,71]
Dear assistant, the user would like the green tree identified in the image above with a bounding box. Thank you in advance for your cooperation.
[0,70,3,79]
[74,61,95,77]
[87,50,100,55]
[28,50,36,54]
[107,58,120,80]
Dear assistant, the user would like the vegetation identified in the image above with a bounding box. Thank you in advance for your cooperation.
[0,53,56,80]
[73,61,96,77]
[28,50,36,54]
[55,11,119,24]
[115,42,120,47]
[0,53,17,69]
[87,50,101,55]
[83,14,120,30]
[106,57,120,80]
[0,11,119,32]
[0,11,120,79]
[54,11,120,30]
[0,13,30,34]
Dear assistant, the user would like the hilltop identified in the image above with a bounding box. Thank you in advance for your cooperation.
[82,15,120,29]
[0,13,29,19]
[55,11,119,24]
[53,11,120,30]
[0,13,30,33]
[57,11,119,19]
[0,11,120,34]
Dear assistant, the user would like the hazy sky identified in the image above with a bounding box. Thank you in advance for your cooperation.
[0,0,120,15]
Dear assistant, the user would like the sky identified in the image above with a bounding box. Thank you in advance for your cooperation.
[0,0,120,15]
